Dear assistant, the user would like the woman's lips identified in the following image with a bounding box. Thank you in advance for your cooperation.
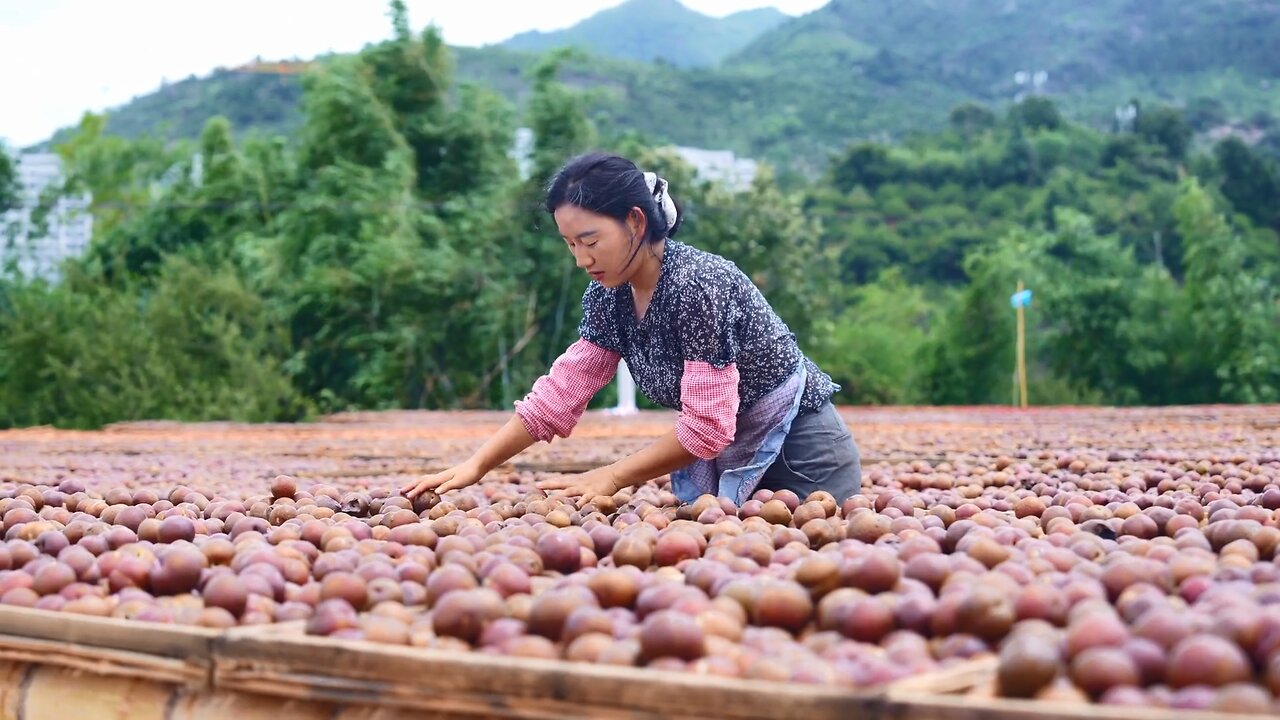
[589,271,605,280]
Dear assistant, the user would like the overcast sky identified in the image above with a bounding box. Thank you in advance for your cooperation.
[0,0,829,149]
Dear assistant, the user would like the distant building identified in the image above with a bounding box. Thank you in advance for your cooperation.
[1,153,93,281]
[669,146,758,192]
[509,128,758,192]
[1206,124,1266,145]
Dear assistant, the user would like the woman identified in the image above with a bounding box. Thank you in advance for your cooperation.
[401,152,860,506]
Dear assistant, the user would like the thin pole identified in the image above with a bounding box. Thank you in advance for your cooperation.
[1016,279,1028,408]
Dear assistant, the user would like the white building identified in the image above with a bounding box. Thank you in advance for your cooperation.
[1,153,93,281]
[670,146,758,192]
[509,129,758,192]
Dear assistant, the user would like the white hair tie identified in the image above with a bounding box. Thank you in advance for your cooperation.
[643,171,679,234]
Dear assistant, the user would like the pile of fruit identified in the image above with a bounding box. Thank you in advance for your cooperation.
[0,406,1278,711]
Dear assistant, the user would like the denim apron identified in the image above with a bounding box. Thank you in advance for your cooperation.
[670,357,808,506]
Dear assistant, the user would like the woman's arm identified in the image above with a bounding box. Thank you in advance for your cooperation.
[616,359,742,484]
[611,428,698,487]
[467,414,539,474]
[402,339,618,499]
[539,361,740,504]
[537,427,696,502]
[401,415,536,497]
[513,339,620,441]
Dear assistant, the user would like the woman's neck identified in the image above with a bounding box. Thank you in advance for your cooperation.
[628,239,667,294]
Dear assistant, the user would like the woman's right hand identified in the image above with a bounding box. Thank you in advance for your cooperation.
[400,461,485,499]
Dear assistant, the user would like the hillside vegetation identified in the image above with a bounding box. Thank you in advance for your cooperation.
[500,0,787,68]
[34,0,1280,175]
[3,2,1278,428]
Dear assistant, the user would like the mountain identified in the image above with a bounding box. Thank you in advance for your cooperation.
[52,67,308,148]
[727,0,1280,95]
[33,0,1280,174]
[499,0,788,68]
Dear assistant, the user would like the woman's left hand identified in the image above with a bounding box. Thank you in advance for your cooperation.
[537,466,624,508]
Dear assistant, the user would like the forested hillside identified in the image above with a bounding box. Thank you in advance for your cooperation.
[3,2,1278,428]
[500,0,787,67]
[34,0,1280,175]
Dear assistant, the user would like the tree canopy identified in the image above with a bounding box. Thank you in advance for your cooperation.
[2,3,1277,428]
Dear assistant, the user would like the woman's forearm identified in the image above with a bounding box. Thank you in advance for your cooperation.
[465,415,537,474]
[608,429,697,488]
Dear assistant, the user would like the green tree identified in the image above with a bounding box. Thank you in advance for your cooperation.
[364,4,450,128]
[948,103,997,138]
[54,113,184,245]
[0,145,18,215]
[1173,177,1279,402]
[814,268,939,404]
[526,50,597,186]
[252,11,525,411]
[84,116,265,280]
[1214,136,1280,231]
[296,56,410,174]
[1008,97,1062,132]
[1134,105,1193,160]
[830,143,901,194]
[489,49,599,402]
[919,227,1035,405]
[0,145,19,255]
[1031,210,1181,404]
[0,256,306,429]
[256,52,427,407]
[919,210,1173,406]
[413,84,518,201]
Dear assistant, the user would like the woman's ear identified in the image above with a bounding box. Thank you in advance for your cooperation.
[627,207,647,239]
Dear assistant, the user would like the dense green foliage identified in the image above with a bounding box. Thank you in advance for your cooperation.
[2,3,1278,428]
[39,69,307,152]
[500,0,785,68]
[0,255,306,427]
[34,0,1280,176]
[0,146,20,253]
[0,148,18,215]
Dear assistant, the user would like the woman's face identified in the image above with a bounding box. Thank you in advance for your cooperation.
[554,203,646,289]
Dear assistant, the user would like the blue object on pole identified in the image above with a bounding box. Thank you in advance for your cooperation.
[1010,289,1033,308]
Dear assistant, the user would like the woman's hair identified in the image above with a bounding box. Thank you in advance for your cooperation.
[543,152,683,243]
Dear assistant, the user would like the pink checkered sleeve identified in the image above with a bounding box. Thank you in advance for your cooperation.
[514,338,621,443]
[675,360,740,460]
